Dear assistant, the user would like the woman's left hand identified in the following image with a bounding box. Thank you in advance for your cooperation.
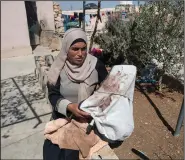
[67,103,91,119]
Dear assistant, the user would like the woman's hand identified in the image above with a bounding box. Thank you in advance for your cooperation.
[67,103,91,121]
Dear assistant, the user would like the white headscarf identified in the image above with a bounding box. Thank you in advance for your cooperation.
[47,28,98,102]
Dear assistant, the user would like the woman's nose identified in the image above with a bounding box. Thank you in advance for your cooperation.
[77,49,83,56]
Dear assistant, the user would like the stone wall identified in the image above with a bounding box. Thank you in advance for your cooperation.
[53,2,64,34]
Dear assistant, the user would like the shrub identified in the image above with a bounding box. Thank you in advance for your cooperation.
[94,1,184,90]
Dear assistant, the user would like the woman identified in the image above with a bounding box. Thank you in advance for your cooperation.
[43,28,108,160]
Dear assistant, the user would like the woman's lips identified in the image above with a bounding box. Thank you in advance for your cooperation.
[76,58,83,61]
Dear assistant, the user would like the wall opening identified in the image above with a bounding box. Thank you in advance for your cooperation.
[25,1,41,50]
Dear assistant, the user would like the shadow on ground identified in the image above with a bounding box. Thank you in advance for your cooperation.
[135,83,175,135]
[131,148,150,160]
[1,73,45,128]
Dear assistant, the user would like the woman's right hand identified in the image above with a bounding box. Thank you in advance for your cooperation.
[67,103,91,119]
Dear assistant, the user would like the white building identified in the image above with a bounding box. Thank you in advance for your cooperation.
[62,8,115,15]
[120,1,133,5]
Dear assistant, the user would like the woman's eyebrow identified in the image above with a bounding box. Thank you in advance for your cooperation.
[71,46,87,49]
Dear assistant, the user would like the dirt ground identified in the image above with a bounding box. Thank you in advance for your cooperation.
[113,87,184,159]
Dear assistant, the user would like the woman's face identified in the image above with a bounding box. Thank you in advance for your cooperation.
[67,42,87,66]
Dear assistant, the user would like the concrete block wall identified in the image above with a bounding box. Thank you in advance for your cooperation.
[1,1,32,58]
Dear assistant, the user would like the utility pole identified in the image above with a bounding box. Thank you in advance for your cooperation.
[174,99,184,136]
[83,1,85,31]
[138,0,140,6]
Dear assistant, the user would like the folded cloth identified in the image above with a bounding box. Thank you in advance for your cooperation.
[80,65,137,141]
[44,118,108,159]
[44,118,68,134]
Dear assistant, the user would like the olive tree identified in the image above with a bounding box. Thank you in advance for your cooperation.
[133,1,184,90]
[94,0,184,90]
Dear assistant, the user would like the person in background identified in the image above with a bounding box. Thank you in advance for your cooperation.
[43,28,108,160]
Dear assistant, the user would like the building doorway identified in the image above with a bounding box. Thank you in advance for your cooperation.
[25,1,41,50]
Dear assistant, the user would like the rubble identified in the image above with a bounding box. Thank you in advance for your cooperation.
[53,2,64,34]
[34,55,54,96]
[48,35,62,51]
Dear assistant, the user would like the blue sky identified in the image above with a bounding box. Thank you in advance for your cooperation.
[59,1,145,11]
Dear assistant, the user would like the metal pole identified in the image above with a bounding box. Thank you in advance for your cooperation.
[83,1,85,31]
[174,99,184,136]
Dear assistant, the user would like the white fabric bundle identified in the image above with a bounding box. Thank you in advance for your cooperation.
[80,65,136,141]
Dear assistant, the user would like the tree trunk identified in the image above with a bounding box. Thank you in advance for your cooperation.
[88,0,101,53]
[158,69,165,92]
[158,75,163,92]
